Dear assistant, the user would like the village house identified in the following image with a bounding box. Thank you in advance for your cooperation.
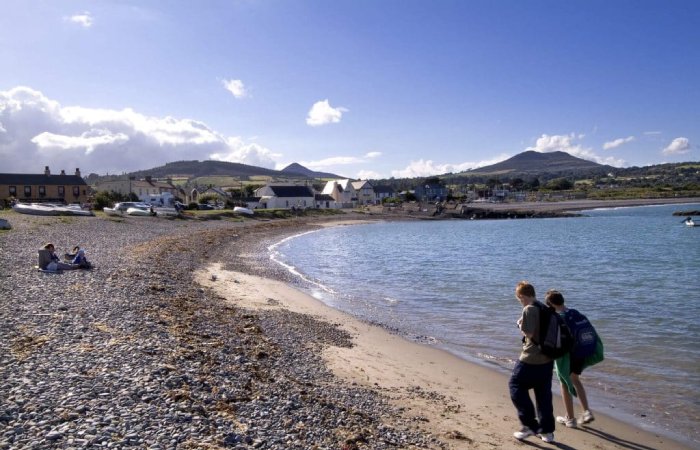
[255,184,315,209]
[321,179,356,207]
[414,183,449,202]
[94,176,181,203]
[0,166,90,206]
[189,186,231,205]
[351,180,375,205]
[372,185,395,204]
[314,193,341,209]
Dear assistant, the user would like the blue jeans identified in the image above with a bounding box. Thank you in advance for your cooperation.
[509,360,555,433]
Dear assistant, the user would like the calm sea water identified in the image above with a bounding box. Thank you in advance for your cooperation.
[269,204,700,444]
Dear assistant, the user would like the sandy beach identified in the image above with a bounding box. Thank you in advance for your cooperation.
[1,198,698,449]
[197,220,696,450]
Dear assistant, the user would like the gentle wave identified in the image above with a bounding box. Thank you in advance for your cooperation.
[269,204,700,445]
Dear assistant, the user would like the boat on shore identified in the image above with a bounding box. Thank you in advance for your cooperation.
[104,202,150,216]
[233,206,254,215]
[12,202,94,216]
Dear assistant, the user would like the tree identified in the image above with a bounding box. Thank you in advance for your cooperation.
[545,177,574,190]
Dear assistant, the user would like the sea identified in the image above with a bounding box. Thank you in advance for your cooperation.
[268,203,700,445]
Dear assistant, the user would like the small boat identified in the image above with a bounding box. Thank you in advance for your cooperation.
[233,206,254,215]
[103,206,124,216]
[685,218,697,227]
[0,218,11,229]
[126,206,153,216]
[13,202,94,216]
[155,207,179,217]
[104,202,150,216]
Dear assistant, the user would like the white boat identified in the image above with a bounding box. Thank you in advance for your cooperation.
[233,206,254,215]
[103,207,123,216]
[126,206,153,216]
[104,202,150,216]
[155,207,179,217]
[12,202,94,216]
[685,218,697,227]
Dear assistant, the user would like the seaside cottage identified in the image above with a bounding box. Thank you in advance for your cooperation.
[0,166,89,205]
[373,185,395,204]
[95,176,179,203]
[351,180,375,205]
[321,180,357,208]
[255,185,315,209]
[315,193,341,209]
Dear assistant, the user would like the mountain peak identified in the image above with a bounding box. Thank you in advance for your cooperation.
[280,162,344,179]
[468,151,611,174]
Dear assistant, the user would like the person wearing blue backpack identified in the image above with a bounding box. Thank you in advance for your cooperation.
[545,289,604,428]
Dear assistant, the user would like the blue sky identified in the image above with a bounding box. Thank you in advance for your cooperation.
[1,0,698,179]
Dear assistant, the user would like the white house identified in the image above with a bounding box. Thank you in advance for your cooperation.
[95,176,179,202]
[321,179,356,207]
[315,193,341,209]
[351,180,375,205]
[255,185,315,209]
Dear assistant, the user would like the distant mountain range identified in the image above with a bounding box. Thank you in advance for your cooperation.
[86,151,617,185]
[86,160,344,184]
[464,151,612,175]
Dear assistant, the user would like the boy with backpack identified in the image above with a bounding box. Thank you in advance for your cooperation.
[509,281,556,443]
[545,289,604,428]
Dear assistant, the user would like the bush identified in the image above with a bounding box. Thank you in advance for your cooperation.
[94,190,134,210]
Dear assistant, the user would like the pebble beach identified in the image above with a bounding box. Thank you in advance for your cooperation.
[0,212,441,449]
[1,205,697,450]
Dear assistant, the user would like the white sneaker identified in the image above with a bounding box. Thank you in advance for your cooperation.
[538,432,555,443]
[513,427,535,440]
[556,415,577,428]
[579,410,595,424]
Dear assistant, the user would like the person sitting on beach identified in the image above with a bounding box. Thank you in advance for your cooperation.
[509,281,555,443]
[545,289,602,428]
[67,246,91,269]
[38,243,80,271]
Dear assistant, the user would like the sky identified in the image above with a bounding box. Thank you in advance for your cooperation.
[0,0,698,179]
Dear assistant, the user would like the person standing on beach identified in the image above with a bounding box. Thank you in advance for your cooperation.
[545,289,601,428]
[509,281,555,443]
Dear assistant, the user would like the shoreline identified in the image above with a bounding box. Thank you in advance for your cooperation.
[1,198,697,448]
[197,213,696,450]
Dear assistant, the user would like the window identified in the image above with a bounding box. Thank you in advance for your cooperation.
[58,186,65,197]
[24,186,31,197]
[9,186,16,196]
[72,186,80,197]
[39,186,46,196]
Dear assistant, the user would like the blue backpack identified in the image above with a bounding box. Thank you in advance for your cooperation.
[534,302,575,359]
[564,308,598,358]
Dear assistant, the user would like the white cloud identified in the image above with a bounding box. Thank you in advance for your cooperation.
[356,170,382,180]
[306,99,347,126]
[662,137,691,155]
[527,133,625,167]
[603,136,635,150]
[67,12,93,28]
[390,154,512,178]
[0,86,278,174]
[32,129,129,154]
[644,131,662,135]
[222,79,248,99]
[300,155,366,168]
[365,151,382,158]
[209,137,280,169]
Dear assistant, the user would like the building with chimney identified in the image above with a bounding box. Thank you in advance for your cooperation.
[0,166,89,206]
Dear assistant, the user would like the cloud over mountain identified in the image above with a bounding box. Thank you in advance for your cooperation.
[0,86,275,174]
